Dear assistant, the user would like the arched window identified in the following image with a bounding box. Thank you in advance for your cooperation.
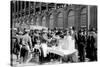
[36,17,40,26]
[42,16,46,27]
[58,12,63,28]
[68,10,75,27]
[49,14,54,29]
[80,8,87,27]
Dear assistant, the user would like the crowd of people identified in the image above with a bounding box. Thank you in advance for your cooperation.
[11,26,97,65]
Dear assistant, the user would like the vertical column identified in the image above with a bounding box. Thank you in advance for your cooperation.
[94,6,97,29]
[39,2,42,26]
[40,2,42,13]
[27,1,29,16]
[54,3,57,28]
[63,4,67,29]
[23,1,25,16]
[23,1,26,25]
[34,2,36,25]
[28,2,30,25]
[13,1,15,13]
[20,1,22,17]
[29,2,30,15]
[85,6,89,35]
[46,3,48,27]
[18,1,21,17]
[46,3,48,11]
[17,1,19,18]
[87,5,90,31]
[34,2,36,15]
[13,1,16,19]
[15,1,17,18]
[24,1,26,16]
[55,3,57,9]
[20,1,23,25]
[46,3,49,28]
[11,1,13,28]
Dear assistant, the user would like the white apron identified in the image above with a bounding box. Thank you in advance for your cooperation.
[41,43,48,57]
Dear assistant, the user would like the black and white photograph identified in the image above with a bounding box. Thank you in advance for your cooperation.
[10,0,98,67]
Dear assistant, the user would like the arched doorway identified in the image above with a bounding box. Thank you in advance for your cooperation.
[42,16,46,27]
[80,8,87,28]
[57,12,63,28]
[68,10,75,27]
[49,14,54,29]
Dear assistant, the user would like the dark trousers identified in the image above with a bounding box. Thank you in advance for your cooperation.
[20,46,28,63]
[79,50,85,62]
[86,46,97,61]
[90,48,97,61]
[78,46,85,62]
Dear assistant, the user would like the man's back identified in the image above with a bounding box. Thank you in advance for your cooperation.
[22,34,31,46]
